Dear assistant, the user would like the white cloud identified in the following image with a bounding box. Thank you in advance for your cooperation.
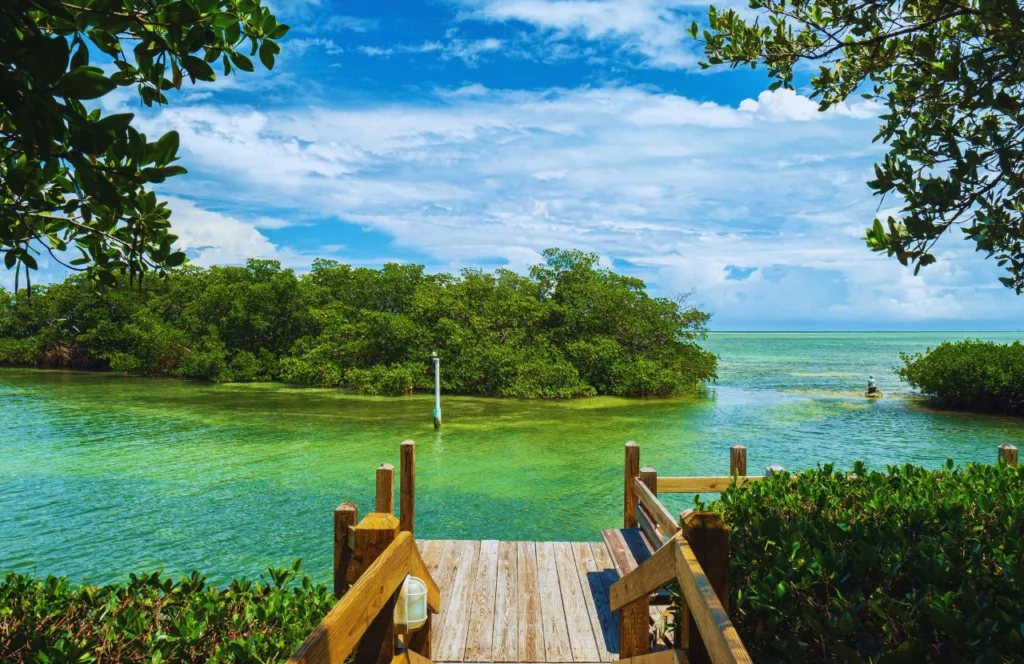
[136,85,1024,326]
[322,15,379,32]
[163,197,282,266]
[456,0,717,69]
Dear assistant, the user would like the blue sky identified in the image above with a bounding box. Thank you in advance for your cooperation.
[15,0,1024,330]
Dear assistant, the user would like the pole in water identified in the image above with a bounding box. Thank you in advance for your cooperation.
[432,352,441,430]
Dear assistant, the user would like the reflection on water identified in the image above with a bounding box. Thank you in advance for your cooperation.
[1,331,1022,584]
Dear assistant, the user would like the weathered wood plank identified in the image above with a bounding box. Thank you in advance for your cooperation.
[634,478,678,537]
[553,542,601,662]
[656,476,769,494]
[610,538,677,612]
[636,504,666,550]
[289,533,414,664]
[492,541,519,663]
[464,540,500,662]
[674,539,752,664]
[430,540,461,655]
[590,542,621,659]
[435,541,481,662]
[418,540,443,576]
[516,542,546,663]
[536,542,573,663]
[571,542,613,662]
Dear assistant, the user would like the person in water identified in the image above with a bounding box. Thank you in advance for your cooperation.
[867,374,878,395]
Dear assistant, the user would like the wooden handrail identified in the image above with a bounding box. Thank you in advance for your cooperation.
[634,477,680,535]
[609,535,752,664]
[288,532,440,664]
[658,475,774,493]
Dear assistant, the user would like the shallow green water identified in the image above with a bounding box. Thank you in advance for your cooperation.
[2,332,1023,585]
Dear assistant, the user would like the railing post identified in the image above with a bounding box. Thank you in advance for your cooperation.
[639,466,658,495]
[400,440,415,533]
[681,512,730,664]
[625,441,640,528]
[999,444,1018,466]
[730,444,747,478]
[334,502,358,599]
[376,463,395,514]
[349,513,401,664]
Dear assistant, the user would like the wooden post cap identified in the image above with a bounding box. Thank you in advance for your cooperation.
[999,444,1018,466]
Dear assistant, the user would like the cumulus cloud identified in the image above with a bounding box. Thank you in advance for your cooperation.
[131,85,1022,327]
[455,0,735,69]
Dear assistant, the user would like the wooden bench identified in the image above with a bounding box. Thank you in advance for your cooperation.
[601,528,672,603]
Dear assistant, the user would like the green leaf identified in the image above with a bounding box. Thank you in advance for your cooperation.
[258,40,279,70]
[149,131,180,167]
[181,55,216,82]
[228,51,254,72]
[52,66,117,100]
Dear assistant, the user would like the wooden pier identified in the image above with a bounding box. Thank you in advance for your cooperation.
[286,440,1021,664]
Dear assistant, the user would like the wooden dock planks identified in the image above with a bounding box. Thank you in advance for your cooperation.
[464,540,500,662]
[420,539,631,663]
[493,541,519,663]
[517,541,546,663]
[435,540,482,662]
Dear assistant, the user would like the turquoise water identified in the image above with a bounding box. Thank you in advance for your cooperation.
[2,332,1022,585]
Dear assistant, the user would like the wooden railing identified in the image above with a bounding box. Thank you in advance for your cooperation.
[610,532,751,664]
[292,441,437,664]
[652,442,1020,495]
[619,440,1021,664]
[288,531,440,664]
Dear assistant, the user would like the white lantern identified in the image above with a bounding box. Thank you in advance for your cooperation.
[394,575,428,632]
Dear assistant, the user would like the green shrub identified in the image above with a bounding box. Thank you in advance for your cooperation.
[897,339,1024,414]
[0,561,333,663]
[0,337,39,365]
[229,351,265,382]
[693,462,1024,662]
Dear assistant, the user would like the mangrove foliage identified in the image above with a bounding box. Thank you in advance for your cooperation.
[0,249,717,398]
[897,339,1024,415]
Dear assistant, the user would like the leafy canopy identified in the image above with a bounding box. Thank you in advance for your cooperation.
[0,249,718,398]
[691,0,1024,289]
[0,0,287,290]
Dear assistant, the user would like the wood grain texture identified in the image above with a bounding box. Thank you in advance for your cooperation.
[288,533,415,664]
[553,542,600,662]
[656,476,765,494]
[729,445,747,478]
[517,542,546,663]
[609,538,677,612]
[435,541,481,662]
[571,542,613,662]
[430,540,461,655]
[999,443,1019,466]
[673,539,752,664]
[376,463,395,514]
[681,514,729,664]
[589,542,621,660]
[464,540,500,662]
[418,540,443,576]
[334,502,358,599]
[633,479,679,536]
[624,442,640,528]
[492,541,519,663]
[636,504,665,550]
[400,441,416,532]
[536,542,573,663]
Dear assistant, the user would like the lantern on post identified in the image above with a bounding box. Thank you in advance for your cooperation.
[394,575,428,632]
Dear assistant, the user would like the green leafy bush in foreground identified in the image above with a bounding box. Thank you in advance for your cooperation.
[695,461,1024,662]
[897,339,1024,415]
[0,561,333,663]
